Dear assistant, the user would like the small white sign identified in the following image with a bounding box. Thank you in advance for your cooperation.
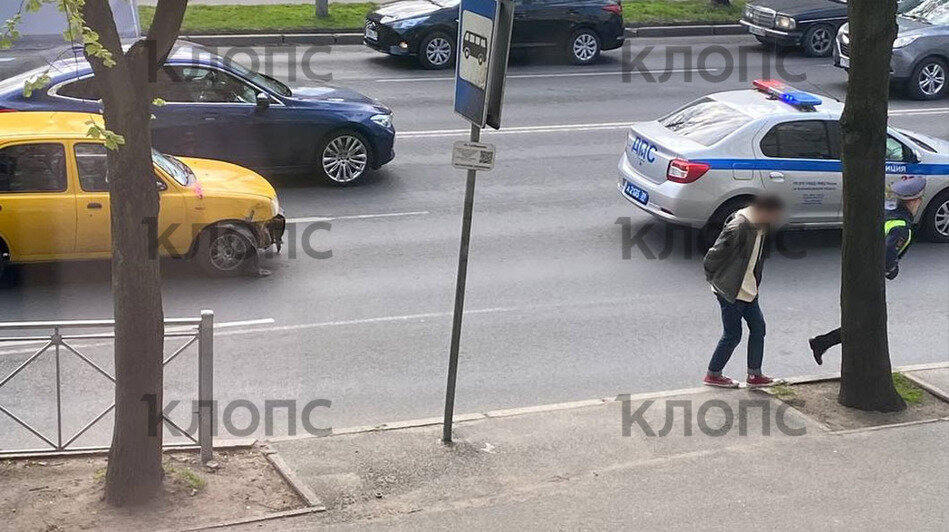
[452,141,496,171]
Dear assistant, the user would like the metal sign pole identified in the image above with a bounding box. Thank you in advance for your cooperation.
[443,123,481,444]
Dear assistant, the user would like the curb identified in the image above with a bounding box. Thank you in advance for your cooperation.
[0,437,257,460]
[181,23,746,48]
[260,443,326,510]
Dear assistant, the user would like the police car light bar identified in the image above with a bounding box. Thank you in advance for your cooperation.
[753,79,822,109]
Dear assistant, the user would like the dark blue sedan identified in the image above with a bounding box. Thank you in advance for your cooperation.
[0,42,395,185]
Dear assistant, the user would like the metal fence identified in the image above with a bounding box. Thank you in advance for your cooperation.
[0,310,214,462]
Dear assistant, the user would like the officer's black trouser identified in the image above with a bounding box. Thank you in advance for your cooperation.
[813,328,842,352]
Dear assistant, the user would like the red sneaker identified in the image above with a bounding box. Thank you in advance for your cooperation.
[703,374,740,388]
[746,374,778,388]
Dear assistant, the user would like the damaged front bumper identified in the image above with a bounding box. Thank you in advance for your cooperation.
[254,213,287,252]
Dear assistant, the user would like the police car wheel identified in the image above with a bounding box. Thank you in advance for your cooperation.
[922,191,949,243]
[700,197,754,249]
[802,24,834,57]
[568,29,600,65]
[906,57,947,100]
[419,32,454,70]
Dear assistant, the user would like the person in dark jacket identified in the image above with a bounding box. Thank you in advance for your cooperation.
[809,176,927,364]
[702,195,785,388]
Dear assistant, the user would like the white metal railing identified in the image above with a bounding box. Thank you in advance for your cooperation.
[0,310,214,462]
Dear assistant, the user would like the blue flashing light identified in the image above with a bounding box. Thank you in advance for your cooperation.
[753,79,822,109]
[780,90,823,108]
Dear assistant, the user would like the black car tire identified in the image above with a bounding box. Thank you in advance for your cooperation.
[567,28,601,65]
[922,189,949,243]
[801,24,835,57]
[419,31,455,70]
[196,226,257,277]
[316,130,372,185]
[700,196,754,249]
[905,57,947,100]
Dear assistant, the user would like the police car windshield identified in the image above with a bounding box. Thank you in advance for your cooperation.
[658,97,753,146]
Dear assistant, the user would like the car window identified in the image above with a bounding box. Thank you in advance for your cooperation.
[155,66,257,104]
[75,143,110,192]
[760,120,835,159]
[0,143,67,193]
[886,136,914,162]
[659,97,754,146]
[56,77,100,101]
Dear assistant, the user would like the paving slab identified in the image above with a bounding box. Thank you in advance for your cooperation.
[905,366,949,401]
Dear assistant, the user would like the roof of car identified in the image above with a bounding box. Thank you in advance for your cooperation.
[0,111,105,140]
[708,87,844,119]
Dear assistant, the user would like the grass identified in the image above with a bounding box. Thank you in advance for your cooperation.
[140,0,747,34]
[139,4,379,34]
[163,464,207,492]
[771,383,797,401]
[892,372,925,405]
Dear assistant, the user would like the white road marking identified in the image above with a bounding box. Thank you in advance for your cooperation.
[0,318,275,356]
[376,68,714,83]
[397,108,948,139]
[285,211,430,224]
[0,58,15,63]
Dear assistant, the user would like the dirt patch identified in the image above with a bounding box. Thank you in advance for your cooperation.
[0,448,304,532]
[770,378,949,431]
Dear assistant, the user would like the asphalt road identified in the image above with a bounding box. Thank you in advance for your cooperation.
[1,36,947,450]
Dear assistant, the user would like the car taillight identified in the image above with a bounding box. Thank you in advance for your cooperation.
[0,108,16,113]
[667,159,710,183]
[602,3,622,14]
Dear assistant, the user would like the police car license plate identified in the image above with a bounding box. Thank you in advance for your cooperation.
[749,25,767,36]
[365,27,378,40]
[624,181,649,205]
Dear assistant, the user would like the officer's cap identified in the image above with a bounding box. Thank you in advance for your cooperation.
[891,176,926,200]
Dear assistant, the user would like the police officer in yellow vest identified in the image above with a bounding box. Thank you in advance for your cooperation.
[809,175,927,365]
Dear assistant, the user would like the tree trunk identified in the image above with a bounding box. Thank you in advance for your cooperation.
[838,0,904,412]
[80,0,188,506]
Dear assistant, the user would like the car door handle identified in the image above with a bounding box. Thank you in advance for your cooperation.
[768,171,785,181]
[87,202,103,209]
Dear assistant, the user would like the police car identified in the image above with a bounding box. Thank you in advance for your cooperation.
[618,80,949,242]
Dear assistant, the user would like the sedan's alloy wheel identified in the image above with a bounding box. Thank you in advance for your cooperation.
[808,27,833,55]
[322,135,369,183]
[573,33,598,62]
[425,37,452,67]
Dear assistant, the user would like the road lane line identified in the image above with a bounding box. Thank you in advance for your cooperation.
[0,318,275,356]
[286,211,430,224]
[376,68,714,83]
[397,109,947,139]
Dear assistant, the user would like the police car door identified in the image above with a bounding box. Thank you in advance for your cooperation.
[755,119,841,225]
[883,132,923,207]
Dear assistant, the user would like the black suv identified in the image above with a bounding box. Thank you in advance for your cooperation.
[364,0,625,69]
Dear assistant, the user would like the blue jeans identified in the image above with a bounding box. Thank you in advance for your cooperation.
[708,295,766,374]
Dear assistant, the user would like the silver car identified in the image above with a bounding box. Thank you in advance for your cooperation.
[835,0,949,99]
[617,80,949,242]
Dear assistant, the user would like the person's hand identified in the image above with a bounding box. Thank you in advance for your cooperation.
[886,264,899,280]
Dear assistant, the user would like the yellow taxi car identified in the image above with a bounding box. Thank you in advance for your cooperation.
[0,112,285,277]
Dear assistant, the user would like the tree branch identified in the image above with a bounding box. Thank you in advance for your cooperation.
[140,0,188,75]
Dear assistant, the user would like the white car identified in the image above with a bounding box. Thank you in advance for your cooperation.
[617,80,949,242]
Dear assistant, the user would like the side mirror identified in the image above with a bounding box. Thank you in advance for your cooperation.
[256,92,270,109]
[156,179,168,191]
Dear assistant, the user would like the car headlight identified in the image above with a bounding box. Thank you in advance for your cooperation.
[892,35,920,49]
[840,32,850,45]
[775,16,796,30]
[390,17,426,30]
[371,113,393,130]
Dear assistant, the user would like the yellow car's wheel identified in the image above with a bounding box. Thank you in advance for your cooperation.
[196,226,256,277]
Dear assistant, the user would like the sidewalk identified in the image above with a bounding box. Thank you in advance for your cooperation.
[227,366,949,531]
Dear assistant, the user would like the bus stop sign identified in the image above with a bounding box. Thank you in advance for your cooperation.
[454,0,514,129]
